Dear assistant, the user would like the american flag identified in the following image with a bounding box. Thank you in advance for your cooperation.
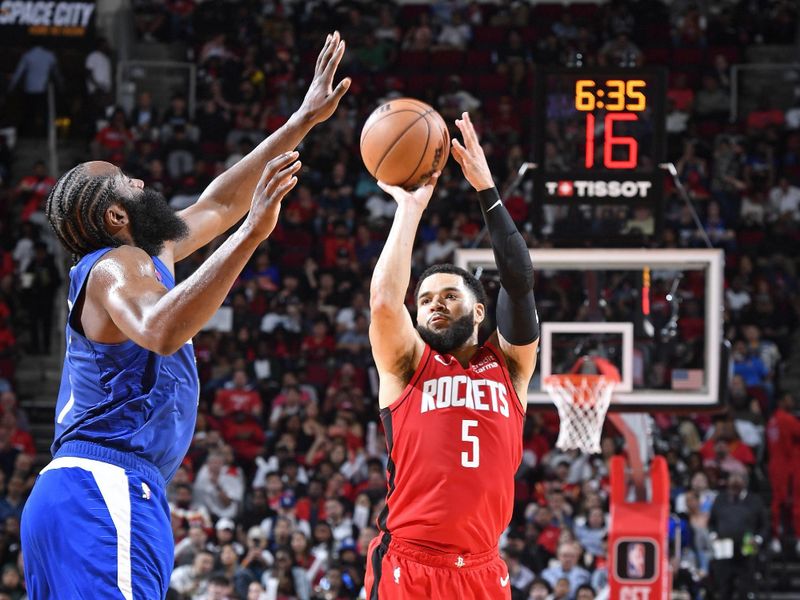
[671,369,704,390]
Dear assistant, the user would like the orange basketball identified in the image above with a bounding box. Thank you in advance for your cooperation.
[360,98,450,189]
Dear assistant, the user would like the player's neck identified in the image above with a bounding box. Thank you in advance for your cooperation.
[449,342,480,368]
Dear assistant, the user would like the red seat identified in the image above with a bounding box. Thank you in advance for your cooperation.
[465,49,493,70]
[708,46,741,64]
[696,120,724,138]
[643,47,670,65]
[737,230,765,247]
[473,26,507,46]
[405,74,439,95]
[569,3,600,22]
[430,50,464,71]
[532,3,564,21]
[672,47,706,67]
[396,50,429,71]
[477,73,509,96]
[399,4,430,25]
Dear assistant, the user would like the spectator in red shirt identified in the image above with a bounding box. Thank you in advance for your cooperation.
[91,107,134,165]
[301,319,336,389]
[322,221,356,268]
[214,370,262,419]
[12,160,54,222]
[1,413,33,457]
[700,418,756,467]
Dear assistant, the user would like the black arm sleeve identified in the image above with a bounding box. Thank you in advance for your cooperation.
[478,187,540,345]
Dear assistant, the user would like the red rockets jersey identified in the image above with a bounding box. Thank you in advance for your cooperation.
[378,342,525,554]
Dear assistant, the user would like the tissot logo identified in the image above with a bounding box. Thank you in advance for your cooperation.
[545,180,653,198]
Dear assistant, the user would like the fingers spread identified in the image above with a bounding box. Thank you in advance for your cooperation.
[258,151,298,191]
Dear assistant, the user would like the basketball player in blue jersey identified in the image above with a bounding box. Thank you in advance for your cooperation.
[20,32,350,600]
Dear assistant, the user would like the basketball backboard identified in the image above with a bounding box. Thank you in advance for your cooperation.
[455,248,727,411]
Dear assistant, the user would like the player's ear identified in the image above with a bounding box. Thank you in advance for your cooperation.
[104,202,129,234]
[474,301,485,325]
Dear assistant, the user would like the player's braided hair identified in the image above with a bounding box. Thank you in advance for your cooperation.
[414,264,489,306]
[45,164,121,259]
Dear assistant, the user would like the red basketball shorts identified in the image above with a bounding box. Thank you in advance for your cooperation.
[363,536,511,600]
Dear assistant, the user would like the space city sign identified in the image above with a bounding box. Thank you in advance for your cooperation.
[0,0,95,40]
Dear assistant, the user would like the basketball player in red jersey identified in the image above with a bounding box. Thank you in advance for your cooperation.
[364,112,540,599]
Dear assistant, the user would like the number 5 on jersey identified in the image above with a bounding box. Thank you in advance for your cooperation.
[461,419,480,468]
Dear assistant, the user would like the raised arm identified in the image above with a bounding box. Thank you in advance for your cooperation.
[451,112,539,400]
[369,176,439,405]
[88,152,300,355]
[171,32,351,262]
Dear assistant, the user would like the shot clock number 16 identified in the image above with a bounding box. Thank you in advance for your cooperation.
[535,67,666,217]
[577,79,648,170]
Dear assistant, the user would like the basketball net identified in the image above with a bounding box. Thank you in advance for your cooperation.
[543,357,620,454]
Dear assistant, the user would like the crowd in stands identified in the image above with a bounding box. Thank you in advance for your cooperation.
[1,0,800,599]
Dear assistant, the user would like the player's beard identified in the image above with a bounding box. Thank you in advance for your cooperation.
[417,314,475,354]
[120,188,189,257]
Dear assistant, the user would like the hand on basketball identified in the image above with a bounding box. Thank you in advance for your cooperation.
[245,151,301,239]
[299,31,351,126]
[377,172,441,211]
[452,112,495,192]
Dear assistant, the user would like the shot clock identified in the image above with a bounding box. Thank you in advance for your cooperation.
[533,68,667,242]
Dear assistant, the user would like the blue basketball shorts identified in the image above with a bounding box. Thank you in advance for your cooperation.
[21,441,173,599]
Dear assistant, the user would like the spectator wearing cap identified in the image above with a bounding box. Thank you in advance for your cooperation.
[213,518,244,557]
[274,492,311,539]
[541,541,591,599]
[170,550,215,598]
[337,537,365,594]
[194,450,245,520]
[237,526,274,593]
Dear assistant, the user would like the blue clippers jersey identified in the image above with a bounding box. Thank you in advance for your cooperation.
[52,247,199,483]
